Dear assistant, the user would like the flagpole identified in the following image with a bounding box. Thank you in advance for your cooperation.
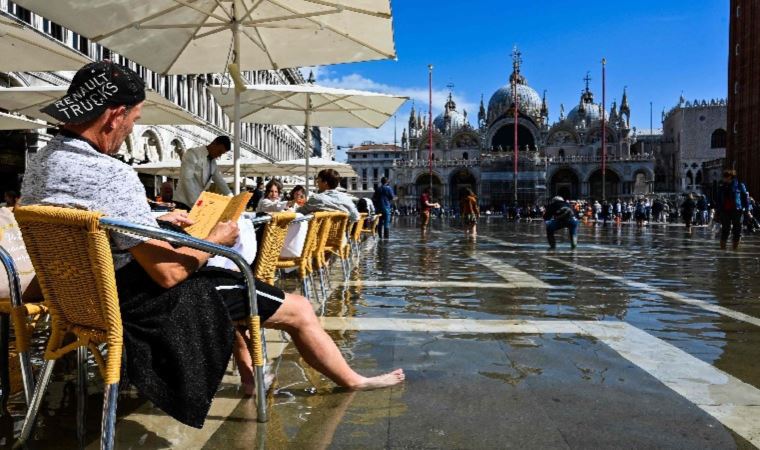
[601,58,607,201]
[428,64,433,199]
[513,75,519,205]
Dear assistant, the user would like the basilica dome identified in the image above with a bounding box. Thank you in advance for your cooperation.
[433,109,466,133]
[567,102,603,125]
[487,83,542,122]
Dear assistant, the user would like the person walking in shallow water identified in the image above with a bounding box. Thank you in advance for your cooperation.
[459,187,480,236]
[717,169,748,249]
[545,196,579,249]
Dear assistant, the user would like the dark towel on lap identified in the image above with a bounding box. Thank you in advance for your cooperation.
[115,261,234,428]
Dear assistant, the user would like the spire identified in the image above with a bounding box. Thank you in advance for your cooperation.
[307,70,315,84]
[417,111,423,129]
[509,45,526,85]
[401,127,408,148]
[559,103,565,121]
[609,100,619,122]
[478,94,486,127]
[619,86,631,128]
[580,71,594,105]
[444,90,456,112]
[540,90,548,118]
[408,101,416,130]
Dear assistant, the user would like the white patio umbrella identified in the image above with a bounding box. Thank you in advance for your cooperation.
[208,83,405,190]
[13,0,398,194]
[276,157,357,179]
[0,87,202,125]
[0,111,48,130]
[0,14,91,71]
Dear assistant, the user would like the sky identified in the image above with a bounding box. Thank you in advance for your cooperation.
[306,0,729,162]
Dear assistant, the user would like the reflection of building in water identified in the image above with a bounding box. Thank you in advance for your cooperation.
[390,47,655,209]
[0,4,333,196]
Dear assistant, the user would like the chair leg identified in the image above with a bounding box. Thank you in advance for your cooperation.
[77,346,88,446]
[318,268,327,300]
[19,359,56,444]
[301,278,310,301]
[18,342,35,406]
[100,382,119,450]
[309,272,321,304]
[0,314,9,415]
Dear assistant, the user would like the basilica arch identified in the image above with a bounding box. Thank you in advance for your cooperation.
[549,168,581,200]
[546,126,581,145]
[486,116,540,152]
[449,169,478,206]
[588,168,622,200]
[415,172,444,203]
[452,130,480,149]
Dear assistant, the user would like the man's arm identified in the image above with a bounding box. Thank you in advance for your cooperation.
[211,163,232,196]
[129,220,238,289]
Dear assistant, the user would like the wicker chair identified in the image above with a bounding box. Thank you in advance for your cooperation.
[253,212,296,285]
[275,213,325,302]
[0,246,46,413]
[322,212,351,282]
[348,213,368,263]
[361,213,380,238]
[14,205,270,449]
[311,212,341,300]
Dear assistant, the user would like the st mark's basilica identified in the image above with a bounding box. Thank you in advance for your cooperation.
[393,48,656,210]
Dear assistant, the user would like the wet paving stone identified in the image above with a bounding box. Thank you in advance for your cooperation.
[3,217,760,448]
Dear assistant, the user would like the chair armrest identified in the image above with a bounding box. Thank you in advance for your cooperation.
[99,218,260,318]
[291,215,314,224]
[0,246,23,308]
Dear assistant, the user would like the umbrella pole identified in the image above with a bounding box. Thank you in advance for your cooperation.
[232,20,241,195]
[305,101,312,193]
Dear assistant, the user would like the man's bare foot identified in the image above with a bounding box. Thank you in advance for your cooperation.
[347,369,405,390]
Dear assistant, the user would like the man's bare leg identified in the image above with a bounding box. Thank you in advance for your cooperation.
[264,294,404,390]
[232,329,255,396]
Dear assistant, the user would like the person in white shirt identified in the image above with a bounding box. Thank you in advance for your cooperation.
[256,179,292,213]
[173,136,232,210]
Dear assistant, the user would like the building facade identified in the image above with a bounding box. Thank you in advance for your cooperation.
[345,143,403,198]
[391,48,654,210]
[658,97,727,194]
[727,0,760,196]
[0,2,333,195]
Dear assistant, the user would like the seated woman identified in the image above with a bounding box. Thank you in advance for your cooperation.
[20,61,404,429]
[256,179,291,213]
[288,185,307,208]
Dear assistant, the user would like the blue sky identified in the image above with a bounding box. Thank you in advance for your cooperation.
[310,0,729,161]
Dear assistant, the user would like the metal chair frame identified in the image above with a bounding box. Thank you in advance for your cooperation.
[0,246,36,411]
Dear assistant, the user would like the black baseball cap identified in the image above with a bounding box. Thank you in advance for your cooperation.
[41,61,146,124]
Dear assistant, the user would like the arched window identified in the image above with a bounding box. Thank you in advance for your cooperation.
[558,149,565,159]
[462,152,469,160]
[711,129,727,148]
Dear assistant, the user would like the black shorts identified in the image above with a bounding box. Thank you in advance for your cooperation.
[116,261,285,323]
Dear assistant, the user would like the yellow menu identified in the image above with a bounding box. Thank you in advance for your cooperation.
[184,191,252,239]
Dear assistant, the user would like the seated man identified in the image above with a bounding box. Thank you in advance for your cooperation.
[20,61,403,429]
[544,196,579,249]
[298,169,359,222]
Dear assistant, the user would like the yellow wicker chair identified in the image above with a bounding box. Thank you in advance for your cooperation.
[361,213,380,238]
[253,212,296,285]
[14,205,270,449]
[348,213,368,263]
[311,212,341,300]
[0,246,46,412]
[276,213,327,302]
[322,212,351,283]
